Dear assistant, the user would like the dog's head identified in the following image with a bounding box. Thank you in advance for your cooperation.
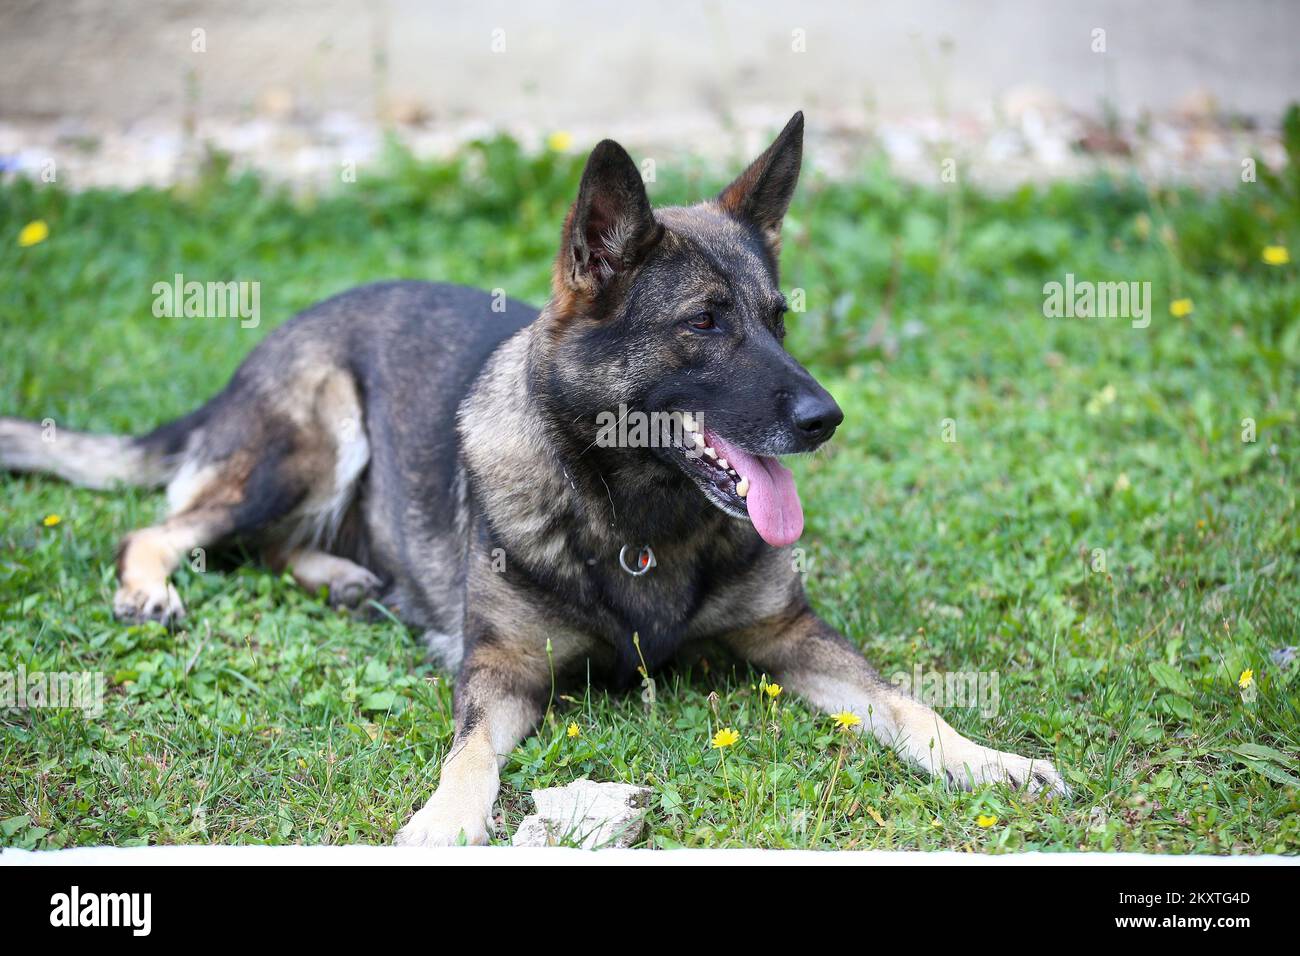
[543,112,841,548]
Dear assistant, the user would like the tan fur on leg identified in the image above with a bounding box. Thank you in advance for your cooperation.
[113,510,226,624]
[394,692,540,847]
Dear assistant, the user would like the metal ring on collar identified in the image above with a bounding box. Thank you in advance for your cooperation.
[618,544,656,576]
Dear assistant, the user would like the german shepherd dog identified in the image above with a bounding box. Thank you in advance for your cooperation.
[1,113,1067,845]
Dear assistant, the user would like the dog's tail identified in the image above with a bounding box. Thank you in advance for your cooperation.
[0,407,208,490]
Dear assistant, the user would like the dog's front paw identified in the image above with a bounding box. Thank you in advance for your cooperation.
[941,744,1070,797]
[394,792,492,847]
[113,581,185,626]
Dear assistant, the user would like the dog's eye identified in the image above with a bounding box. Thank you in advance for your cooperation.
[688,312,716,331]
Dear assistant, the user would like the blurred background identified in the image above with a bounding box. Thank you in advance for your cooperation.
[3,0,1299,189]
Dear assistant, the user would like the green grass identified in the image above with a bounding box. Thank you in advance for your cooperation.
[2,124,1299,854]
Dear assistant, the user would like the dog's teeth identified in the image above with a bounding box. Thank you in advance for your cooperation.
[716,458,728,470]
[682,412,698,433]
[693,433,706,449]
[728,469,738,477]
[736,477,749,497]
[703,446,716,459]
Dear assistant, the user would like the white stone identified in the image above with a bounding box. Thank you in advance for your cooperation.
[511,779,651,849]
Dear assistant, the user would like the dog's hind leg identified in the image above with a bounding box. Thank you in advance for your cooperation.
[114,506,233,624]
[269,546,382,608]
[113,365,371,625]
[114,452,307,625]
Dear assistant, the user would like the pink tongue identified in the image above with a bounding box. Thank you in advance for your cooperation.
[706,432,804,547]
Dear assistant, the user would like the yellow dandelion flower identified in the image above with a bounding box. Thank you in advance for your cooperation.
[546,130,574,153]
[764,683,783,699]
[1262,245,1290,266]
[42,514,61,527]
[1169,298,1194,318]
[18,220,49,247]
[1237,668,1254,690]
[976,814,998,828]
[831,711,861,730]
[710,727,740,749]
[566,722,580,738]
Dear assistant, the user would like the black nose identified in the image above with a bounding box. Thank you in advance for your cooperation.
[792,391,843,442]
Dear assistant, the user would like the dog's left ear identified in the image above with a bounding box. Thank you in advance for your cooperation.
[718,111,804,254]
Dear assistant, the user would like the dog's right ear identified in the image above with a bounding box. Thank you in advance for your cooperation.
[556,140,662,299]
